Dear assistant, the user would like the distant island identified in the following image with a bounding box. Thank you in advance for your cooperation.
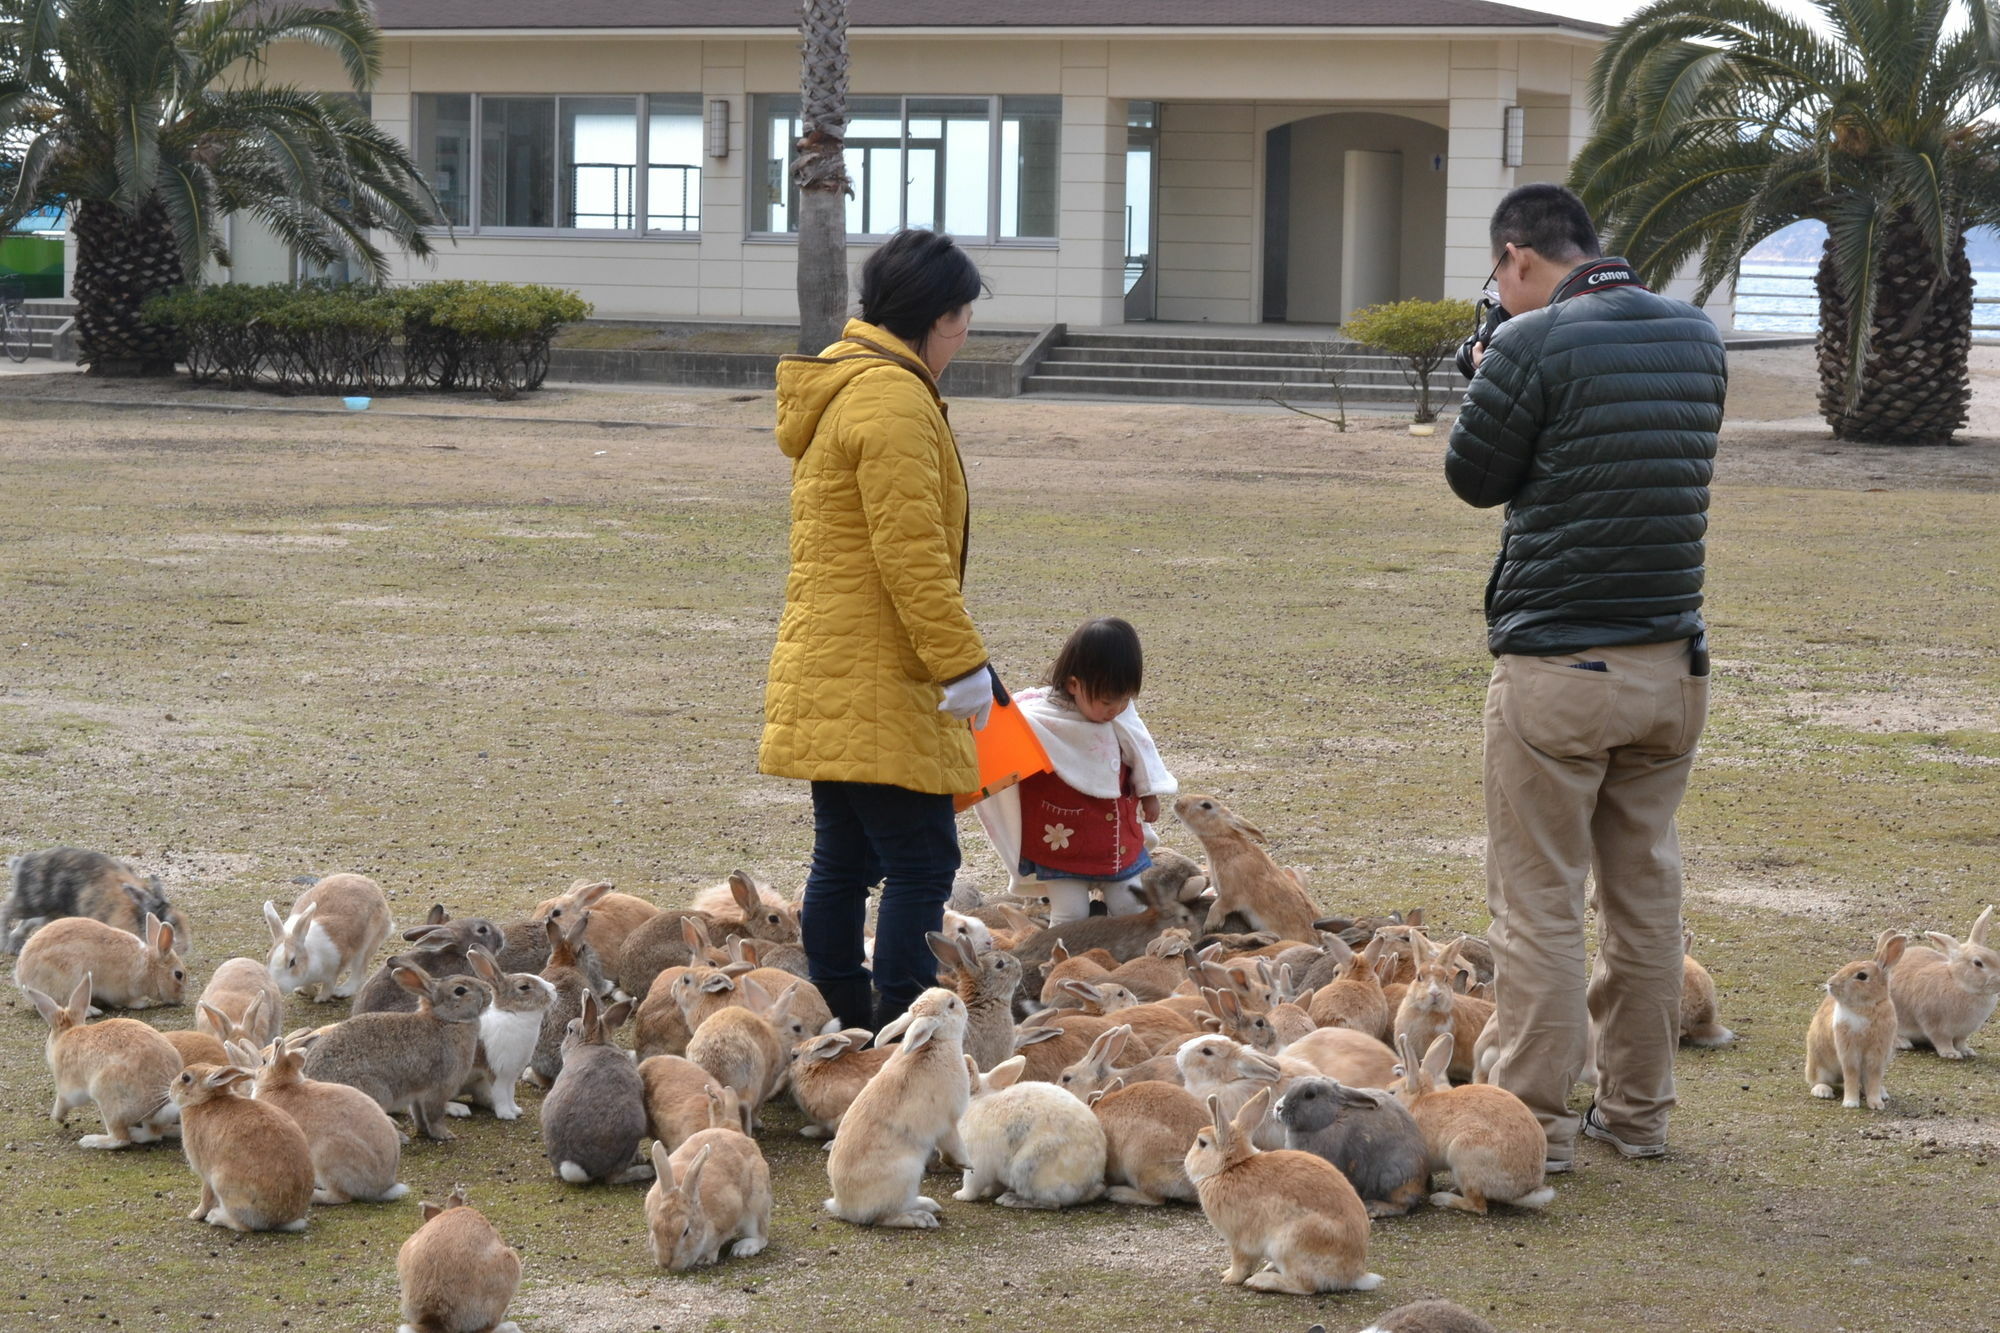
[1748,219,2000,269]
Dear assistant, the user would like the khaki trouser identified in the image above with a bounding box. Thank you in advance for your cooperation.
[1482,638,1708,1158]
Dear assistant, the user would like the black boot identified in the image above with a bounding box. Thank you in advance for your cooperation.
[871,990,913,1039]
[816,976,875,1032]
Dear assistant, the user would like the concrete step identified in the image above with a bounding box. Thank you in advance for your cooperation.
[1044,345,1404,371]
[1023,372,1465,404]
[1062,331,1373,356]
[1032,357,1436,389]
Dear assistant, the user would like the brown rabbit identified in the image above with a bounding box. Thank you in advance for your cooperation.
[641,1054,750,1152]
[1807,931,1907,1109]
[929,931,1022,1072]
[686,977,795,1131]
[195,958,283,1049]
[1013,1011,1127,1083]
[1392,1033,1552,1215]
[1173,795,1322,943]
[1088,1076,1207,1205]
[397,1187,522,1333]
[533,879,657,977]
[789,1028,895,1139]
[26,974,182,1148]
[172,1061,315,1232]
[1184,1087,1381,1293]
[1055,1024,1186,1096]
[1104,930,1194,1001]
[15,911,184,1011]
[249,1033,407,1205]
[1890,907,1998,1059]
[1308,935,1391,1038]
[1010,876,1211,988]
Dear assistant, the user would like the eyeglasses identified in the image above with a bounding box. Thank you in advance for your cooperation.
[1482,243,1531,301]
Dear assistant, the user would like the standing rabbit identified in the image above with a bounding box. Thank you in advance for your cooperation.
[824,988,971,1228]
[300,964,491,1141]
[1392,1033,1552,1215]
[15,911,184,1011]
[1807,930,1907,1109]
[171,1061,315,1232]
[1174,794,1323,942]
[1274,1076,1430,1217]
[397,1187,522,1333]
[1087,1076,1206,1204]
[1891,907,1999,1059]
[954,1054,1106,1209]
[24,974,182,1148]
[248,1034,407,1204]
[928,930,1021,1072]
[1185,1087,1381,1294]
[541,993,652,1184]
[264,874,393,1003]
[646,1126,773,1270]
[457,955,554,1120]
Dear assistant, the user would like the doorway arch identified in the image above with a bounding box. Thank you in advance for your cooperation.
[1261,111,1448,323]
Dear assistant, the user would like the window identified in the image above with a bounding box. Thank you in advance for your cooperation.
[413,93,701,235]
[648,96,703,231]
[750,94,1060,242]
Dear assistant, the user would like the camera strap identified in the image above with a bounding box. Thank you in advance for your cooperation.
[1551,258,1648,304]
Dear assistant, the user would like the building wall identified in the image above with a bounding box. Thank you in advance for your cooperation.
[243,31,1659,329]
[1281,112,1450,322]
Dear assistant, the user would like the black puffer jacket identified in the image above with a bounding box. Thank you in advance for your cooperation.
[1445,258,1727,657]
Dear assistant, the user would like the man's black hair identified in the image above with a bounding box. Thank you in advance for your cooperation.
[858,229,986,353]
[1490,183,1601,262]
[1048,617,1144,702]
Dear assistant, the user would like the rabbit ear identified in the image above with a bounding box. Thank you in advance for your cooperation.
[1050,939,1071,964]
[1205,1093,1232,1146]
[699,972,736,995]
[426,903,449,926]
[900,1016,941,1052]
[874,1009,916,1047]
[1926,930,1961,956]
[198,1001,230,1032]
[962,1053,979,1083]
[1233,1086,1274,1139]
[1972,906,1994,947]
[925,931,961,971]
[1403,908,1424,928]
[22,984,61,1028]
[728,872,758,914]
[681,1142,713,1200]
[1421,1033,1453,1080]
[956,935,981,973]
[1104,1024,1132,1064]
[572,881,613,909]
[650,1140,672,1185]
[1226,811,1266,842]
[1877,932,1908,970]
[986,1055,1027,1091]
[1014,1027,1061,1048]
[600,997,635,1030]
[768,983,801,1027]
[262,901,285,944]
[1059,978,1099,1004]
[392,964,430,995]
[467,948,502,986]
[420,1200,447,1222]
[738,976,772,1013]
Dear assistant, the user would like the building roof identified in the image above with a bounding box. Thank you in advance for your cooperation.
[373,0,1610,36]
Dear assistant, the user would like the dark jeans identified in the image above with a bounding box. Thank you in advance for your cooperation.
[801,780,961,1027]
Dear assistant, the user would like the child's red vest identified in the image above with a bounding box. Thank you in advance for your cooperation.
[1016,764,1145,878]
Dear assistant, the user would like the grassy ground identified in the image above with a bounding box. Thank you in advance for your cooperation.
[0,356,1996,1331]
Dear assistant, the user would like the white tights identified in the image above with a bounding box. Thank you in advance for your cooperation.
[1041,876,1144,926]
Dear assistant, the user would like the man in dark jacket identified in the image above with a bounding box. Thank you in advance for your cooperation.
[1446,183,1726,1171]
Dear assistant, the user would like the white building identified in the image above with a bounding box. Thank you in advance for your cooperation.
[234,0,1716,330]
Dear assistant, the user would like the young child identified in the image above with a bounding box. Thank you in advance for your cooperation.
[993,617,1176,925]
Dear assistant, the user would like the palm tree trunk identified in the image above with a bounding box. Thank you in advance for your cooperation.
[794,0,851,354]
[73,197,185,376]
[1816,215,1973,445]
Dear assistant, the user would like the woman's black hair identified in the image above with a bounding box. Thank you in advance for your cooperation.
[858,229,986,353]
[1048,617,1144,703]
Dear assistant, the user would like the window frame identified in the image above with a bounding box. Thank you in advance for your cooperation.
[415,92,704,240]
[747,93,1062,248]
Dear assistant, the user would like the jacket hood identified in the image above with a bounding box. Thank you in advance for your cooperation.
[774,319,937,460]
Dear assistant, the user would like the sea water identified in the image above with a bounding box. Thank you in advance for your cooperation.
[1735,261,2000,337]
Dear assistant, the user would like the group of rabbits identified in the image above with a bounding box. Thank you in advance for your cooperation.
[3,792,1813,1327]
[1805,908,2000,1110]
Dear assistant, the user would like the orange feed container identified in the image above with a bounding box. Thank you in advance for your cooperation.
[952,695,1052,813]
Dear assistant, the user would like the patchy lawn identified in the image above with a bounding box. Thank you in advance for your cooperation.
[0,352,1996,1332]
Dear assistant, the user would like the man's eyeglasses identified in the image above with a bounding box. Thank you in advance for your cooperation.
[1483,243,1531,302]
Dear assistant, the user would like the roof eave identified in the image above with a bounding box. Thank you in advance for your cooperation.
[377,24,1609,40]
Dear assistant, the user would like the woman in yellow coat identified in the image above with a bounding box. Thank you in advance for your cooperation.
[760,229,993,1031]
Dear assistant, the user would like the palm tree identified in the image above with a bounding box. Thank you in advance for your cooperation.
[0,0,438,375]
[794,0,850,354]
[1570,0,2000,444]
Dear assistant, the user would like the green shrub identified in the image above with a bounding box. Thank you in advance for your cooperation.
[145,280,592,397]
[1342,297,1480,423]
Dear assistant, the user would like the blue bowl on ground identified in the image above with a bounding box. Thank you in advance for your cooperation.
[343,396,372,411]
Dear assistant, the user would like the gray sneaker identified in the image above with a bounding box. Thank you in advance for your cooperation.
[1582,1104,1666,1159]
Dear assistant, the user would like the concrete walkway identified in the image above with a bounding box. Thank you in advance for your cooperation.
[0,357,80,376]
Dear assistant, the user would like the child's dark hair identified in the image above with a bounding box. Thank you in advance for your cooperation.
[1048,617,1144,702]
[858,229,987,354]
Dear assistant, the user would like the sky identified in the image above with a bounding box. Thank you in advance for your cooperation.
[1488,0,1830,26]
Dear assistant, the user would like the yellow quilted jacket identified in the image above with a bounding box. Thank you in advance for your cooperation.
[758,319,987,795]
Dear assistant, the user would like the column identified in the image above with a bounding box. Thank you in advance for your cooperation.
[699,42,749,318]
[1443,40,1519,301]
[1056,41,1126,328]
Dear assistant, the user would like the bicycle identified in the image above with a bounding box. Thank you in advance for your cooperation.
[0,277,29,363]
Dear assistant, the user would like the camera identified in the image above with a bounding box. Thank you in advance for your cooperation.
[1455,296,1511,380]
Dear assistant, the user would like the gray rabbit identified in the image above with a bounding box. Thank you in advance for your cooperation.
[1273,1076,1430,1218]
[541,991,652,1185]
[301,962,492,1141]
[3,848,189,956]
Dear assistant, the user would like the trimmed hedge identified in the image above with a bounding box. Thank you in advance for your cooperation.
[144,280,592,399]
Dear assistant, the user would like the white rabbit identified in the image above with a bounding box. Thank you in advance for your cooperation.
[954,1054,1106,1209]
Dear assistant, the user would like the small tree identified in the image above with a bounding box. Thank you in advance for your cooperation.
[1342,297,1479,423]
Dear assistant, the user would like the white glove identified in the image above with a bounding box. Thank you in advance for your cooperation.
[938,667,995,731]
